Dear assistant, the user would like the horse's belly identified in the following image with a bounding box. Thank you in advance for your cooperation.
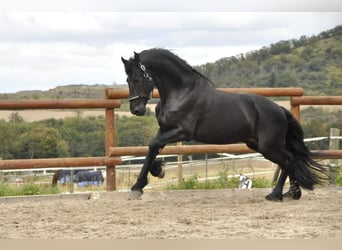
[193,123,252,145]
[194,135,246,145]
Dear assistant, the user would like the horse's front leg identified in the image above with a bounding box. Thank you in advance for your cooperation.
[130,127,189,199]
[130,141,164,199]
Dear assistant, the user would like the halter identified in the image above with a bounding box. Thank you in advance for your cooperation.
[139,63,153,82]
[127,63,153,102]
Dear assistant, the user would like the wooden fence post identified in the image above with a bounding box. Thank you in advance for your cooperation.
[177,141,183,188]
[105,108,116,191]
[290,98,301,123]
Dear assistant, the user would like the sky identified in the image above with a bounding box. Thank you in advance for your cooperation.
[0,1,342,93]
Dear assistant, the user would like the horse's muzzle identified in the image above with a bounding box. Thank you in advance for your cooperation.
[131,106,146,116]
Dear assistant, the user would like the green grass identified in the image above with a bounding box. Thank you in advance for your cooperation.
[165,165,342,191]
[165,166,272,191]
[0,183,60,197]
[1,167,341,197]
[336,169,342,186]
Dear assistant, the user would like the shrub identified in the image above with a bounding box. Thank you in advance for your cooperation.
[21,184,41,195]
[336,170,342,186]
[251,177,272,188]
[0,183,12,197]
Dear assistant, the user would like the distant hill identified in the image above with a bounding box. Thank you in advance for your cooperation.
[0,84,125,100]
[195,25,342,95]
[1,26,341,99]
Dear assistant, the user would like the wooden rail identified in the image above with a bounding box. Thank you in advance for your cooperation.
[109,144,342,160]
[291,96,342,122]
[312,150,342,159]
[0,99,121,109]
[0,157,121,170]
[106,87,304,99]
[109,144,254,157]
[291,96,342,106]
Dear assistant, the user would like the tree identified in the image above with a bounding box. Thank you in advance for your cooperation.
[326,66,342,88]
[0,120,16,159]
[59,116,105,157]
[9,112,24,123]
[116,114,159,146]
[19,126,68,158]
[268,72,276,87]
[269,41,292,55]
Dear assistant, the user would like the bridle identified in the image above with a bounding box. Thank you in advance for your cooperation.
[127,62,153,102]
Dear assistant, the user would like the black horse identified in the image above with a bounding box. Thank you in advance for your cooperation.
[121,48,331,201]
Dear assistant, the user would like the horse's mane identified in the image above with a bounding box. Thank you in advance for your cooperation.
[141,48,214,85]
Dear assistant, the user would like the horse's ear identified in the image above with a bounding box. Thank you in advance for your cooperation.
[121,57,128,66]
[121,57,130,74]
[134,51,140,61]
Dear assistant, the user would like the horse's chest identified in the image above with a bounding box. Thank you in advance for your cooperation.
[157,110,170,128]
[156,108,180,130]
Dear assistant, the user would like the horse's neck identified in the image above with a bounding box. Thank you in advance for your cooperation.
[155,74,209,105]
[147,58,205,100]
[154,74,190,101]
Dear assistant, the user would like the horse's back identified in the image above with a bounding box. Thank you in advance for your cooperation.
[192,89,287,144]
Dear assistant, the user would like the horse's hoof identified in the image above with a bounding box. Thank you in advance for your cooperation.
[128,190,143,200]
[283,189,302,200]
[265,192,283,202]
[158,168,165,178]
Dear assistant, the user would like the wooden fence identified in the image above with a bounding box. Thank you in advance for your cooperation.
[1,87,342,191]
[0,99,122,191]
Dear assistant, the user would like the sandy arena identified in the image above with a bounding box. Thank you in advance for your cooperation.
[0,187,341,239]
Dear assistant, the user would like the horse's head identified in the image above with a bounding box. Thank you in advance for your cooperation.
[121,52,154,116]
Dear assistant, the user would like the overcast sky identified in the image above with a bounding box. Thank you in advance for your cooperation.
[0,4,341,93]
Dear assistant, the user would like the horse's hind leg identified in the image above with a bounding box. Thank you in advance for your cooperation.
[265,167,288,201]
[258,146,295,201]
[247,140,290,201]
[283,171,302,200]
[247,140,296,201]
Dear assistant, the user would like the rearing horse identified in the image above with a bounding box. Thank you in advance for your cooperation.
[121,48,331,201]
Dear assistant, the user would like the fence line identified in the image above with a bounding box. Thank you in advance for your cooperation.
[106,87,304,99]
[0,99,120,109]
[1,87,342,192]
[0,98,121,191]
[290,96,342,122]
[0,157,121,170]
[109,144,253,157]
[107,88,342,190]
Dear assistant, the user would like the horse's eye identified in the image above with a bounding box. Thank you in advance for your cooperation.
[133,78,139,84]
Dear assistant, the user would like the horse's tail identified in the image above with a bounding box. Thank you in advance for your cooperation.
[283,108,332,190]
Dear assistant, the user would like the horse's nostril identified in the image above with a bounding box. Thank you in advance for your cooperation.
[132,108,142,116]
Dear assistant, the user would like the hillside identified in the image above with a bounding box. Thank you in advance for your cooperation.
[0,84,125,100]
[195,25,342,95]
[1,26,341,99]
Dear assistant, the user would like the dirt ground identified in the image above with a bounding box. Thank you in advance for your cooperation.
[0,187,341,239]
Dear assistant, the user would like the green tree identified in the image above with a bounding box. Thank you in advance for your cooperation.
[116,114,159,146]
[326,66,342,88]
[59,116,105,157]
[19,126,68,158]
[0,120,16,159]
